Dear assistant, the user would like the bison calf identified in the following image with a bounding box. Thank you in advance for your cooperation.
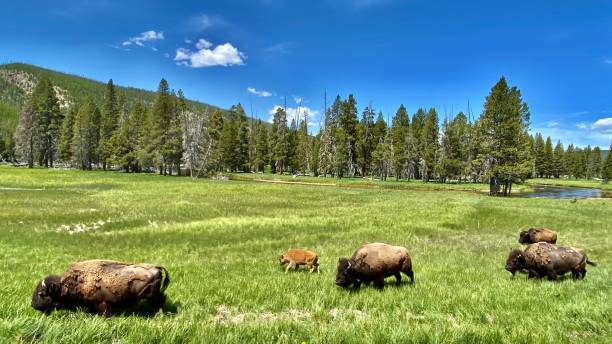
[518,227,557,244]
[279,249,319,273]
[336,242,413,289]
[32,260,170,315]
[506,242,596,280]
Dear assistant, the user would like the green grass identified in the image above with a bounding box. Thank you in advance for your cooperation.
[526,178,612,190]
[0,166,610,343]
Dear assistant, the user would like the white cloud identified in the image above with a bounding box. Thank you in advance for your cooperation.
[122,30,164,47]
[592,117,612,134]
[576,123,588,129]
[293,95,303,104]
[196,39,213,49]
[547,121,559,128]
[175,39,246,68]
[268,105,319,126]
[247,87,273,97]
[185,39,192,44]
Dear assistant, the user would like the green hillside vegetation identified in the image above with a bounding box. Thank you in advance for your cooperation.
[0,63,218,112]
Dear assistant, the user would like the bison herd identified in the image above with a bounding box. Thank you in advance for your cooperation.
[32,227,596,316]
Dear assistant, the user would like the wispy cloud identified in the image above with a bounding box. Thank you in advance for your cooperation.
[188,14,228,31]
[605,59,612,64]
[122,30,164,50]
[576,122,588,129]
[547,121,559,128]
[264,42,291,54]
[248,87,273,97]
[175,38,246,68]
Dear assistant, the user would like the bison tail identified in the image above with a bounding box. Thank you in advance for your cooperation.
[160,267,170,292]
[586,260,597,267]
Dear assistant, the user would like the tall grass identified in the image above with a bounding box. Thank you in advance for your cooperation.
[0,166,610,343]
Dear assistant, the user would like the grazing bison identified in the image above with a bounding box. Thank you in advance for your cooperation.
[32,260,170,315]
[279,249,319,273]
[518,227,557,244]
[505,242,596,280]
[336,243,413,289]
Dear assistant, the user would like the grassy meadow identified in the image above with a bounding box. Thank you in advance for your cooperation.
[0,166,611,343]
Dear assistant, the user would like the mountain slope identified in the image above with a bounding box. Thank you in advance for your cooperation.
[0,63,222,139]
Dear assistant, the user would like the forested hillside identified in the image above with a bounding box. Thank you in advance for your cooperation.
[0,63,221,153]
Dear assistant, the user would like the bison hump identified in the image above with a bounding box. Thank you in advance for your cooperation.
[61,260,160,299]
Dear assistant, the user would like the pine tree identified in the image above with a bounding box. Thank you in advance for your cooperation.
[72,98,101,170]
[479,76,531,196]
[390,104,409,180]
[254,120,268,172]
[337,95,358,176]
[318,99,338,177]
[112,103,146,172]
[234,104,250,172]
[602,143,612,182]
[99,79,119,170]
[271,107,290,174]
[420,108,439,181]
[533,133,545,177]
[411,108,426,179]
[296,117,311,174]
[208,109,224,172]
[552,140,565,178]
[543,136,553,178]
[59,105,77,163]
[592,146,602,178]
[356,104,375,177]
[14,101,37,168]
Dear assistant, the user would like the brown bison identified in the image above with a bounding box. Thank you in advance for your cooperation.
[518,227,557,244]
[279,249,319,273]
[32,260,170,315]
[505,242,596,280]
[336,243,413,289]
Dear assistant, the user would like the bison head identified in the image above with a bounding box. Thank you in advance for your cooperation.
[505,249,526,276]
[279,255,289,266]
[518,230,531,244]
[31,275,61,313]
[335,258,355,287]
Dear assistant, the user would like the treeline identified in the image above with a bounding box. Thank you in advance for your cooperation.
[8,76,612,194]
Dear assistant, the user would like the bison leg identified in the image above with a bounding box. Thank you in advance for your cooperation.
[373,276,385,289]
[94,301,111,316]
[285,262,295,273]
[394,272,402,285]
[149,292,166,311]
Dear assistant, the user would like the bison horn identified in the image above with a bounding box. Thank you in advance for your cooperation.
[347,261,352,270]
[41,280,46,288]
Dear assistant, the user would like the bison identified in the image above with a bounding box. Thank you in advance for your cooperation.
[336,243,413,289]
[518,227,557,244]
[32,260,170,315]
[279,249,319,273]
[505,242,596,280]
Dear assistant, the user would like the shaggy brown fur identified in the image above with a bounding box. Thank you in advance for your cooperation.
[32,260,170,315]
[279,249,319,273]
[336,243,413,289]
[505,243,596,280]
[518,227,557,244]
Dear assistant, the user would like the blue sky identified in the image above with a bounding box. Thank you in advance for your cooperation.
[1,0,612,147]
